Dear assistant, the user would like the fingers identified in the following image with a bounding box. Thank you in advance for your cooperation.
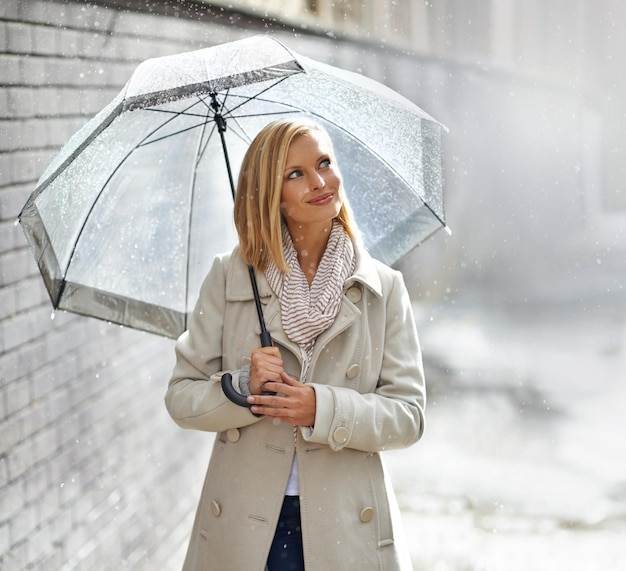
[250,391,285,408]
[249,347,284,395]
[247,381,316,427]
[279,371,302,386]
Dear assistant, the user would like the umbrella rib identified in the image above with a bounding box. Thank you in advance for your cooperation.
[137,119,214,147]
[198,76,292,120]
[195,121,218,166]
[218,119,251,147]
[137,91,258,148]
[228,94,311,116]
[227,110,299,120]
[139,92,285,149]
[133,85,301,149]
[212,86,300,147]
[134,97,209,147]
[145,86,302,151]
[223,76,292,115]
[140,107,299,149]
[143,108,215,118]
[184,107,212,327]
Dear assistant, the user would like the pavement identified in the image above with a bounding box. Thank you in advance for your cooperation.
[385,295,626,570]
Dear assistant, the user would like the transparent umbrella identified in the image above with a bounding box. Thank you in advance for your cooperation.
[18,35,448,339]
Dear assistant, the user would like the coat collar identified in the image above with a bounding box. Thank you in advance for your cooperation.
[224,242,383,302]
[345,242,383,298]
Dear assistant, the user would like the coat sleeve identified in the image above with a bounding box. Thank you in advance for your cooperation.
[303,269,426,453]
[164,254,260,432]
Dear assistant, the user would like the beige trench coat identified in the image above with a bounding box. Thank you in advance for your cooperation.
[165,243,425,571]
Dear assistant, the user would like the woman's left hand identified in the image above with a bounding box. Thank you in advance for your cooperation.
[247,372,316,427]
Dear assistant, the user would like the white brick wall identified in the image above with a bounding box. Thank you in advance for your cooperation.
[0,1,249,568]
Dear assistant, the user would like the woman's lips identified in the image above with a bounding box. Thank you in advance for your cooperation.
[308,192,334,205]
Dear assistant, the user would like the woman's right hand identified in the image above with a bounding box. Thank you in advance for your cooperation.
[249,346,285,395]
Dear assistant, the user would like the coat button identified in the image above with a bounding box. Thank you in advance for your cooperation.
[360,507,374,523]
[346,364,360,379]
[227,428,240,443]
[346,286,362,303]
[211,500,221,517]
[333,427,350,444]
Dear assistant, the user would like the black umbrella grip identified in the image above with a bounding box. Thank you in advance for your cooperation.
[221,329,273,412]
[222,373,250,408]
[220,372,250,408]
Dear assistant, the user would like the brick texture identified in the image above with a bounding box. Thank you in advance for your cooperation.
[0,1,252,569]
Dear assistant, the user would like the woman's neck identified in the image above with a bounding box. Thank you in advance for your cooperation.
[286,220,333,285]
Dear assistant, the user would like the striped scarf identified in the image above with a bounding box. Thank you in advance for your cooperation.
[265,221,355,380]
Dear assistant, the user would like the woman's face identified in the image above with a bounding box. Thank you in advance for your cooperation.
[280,130,342,231]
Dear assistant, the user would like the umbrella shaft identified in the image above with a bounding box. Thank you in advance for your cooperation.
[218,126,236,200]
[248,265,272,347]
[210,92,236,199]
[210,93,269,347]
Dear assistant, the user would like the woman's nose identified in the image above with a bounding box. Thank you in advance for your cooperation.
[310,171,325,190]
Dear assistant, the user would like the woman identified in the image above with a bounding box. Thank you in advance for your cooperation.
[165,118,426,571]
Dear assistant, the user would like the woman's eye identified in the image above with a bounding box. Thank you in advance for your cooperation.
[320,158,331,168]
[287,169,302,179]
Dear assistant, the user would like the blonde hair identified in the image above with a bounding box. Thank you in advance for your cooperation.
[234,118,358,272]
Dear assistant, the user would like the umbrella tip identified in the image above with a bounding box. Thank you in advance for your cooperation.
[443,225,452,236]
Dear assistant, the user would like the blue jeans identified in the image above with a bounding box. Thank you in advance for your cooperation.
[266,495,304,571]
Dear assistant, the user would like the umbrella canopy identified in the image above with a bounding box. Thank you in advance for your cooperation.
[19,35,448,339]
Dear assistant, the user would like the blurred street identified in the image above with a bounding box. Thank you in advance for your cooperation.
[386,294,626,570]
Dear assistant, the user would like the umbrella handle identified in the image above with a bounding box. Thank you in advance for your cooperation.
[220,372,252,408]
[220,265,275,413]
[221,329,275,416]
[221,366,273,418]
